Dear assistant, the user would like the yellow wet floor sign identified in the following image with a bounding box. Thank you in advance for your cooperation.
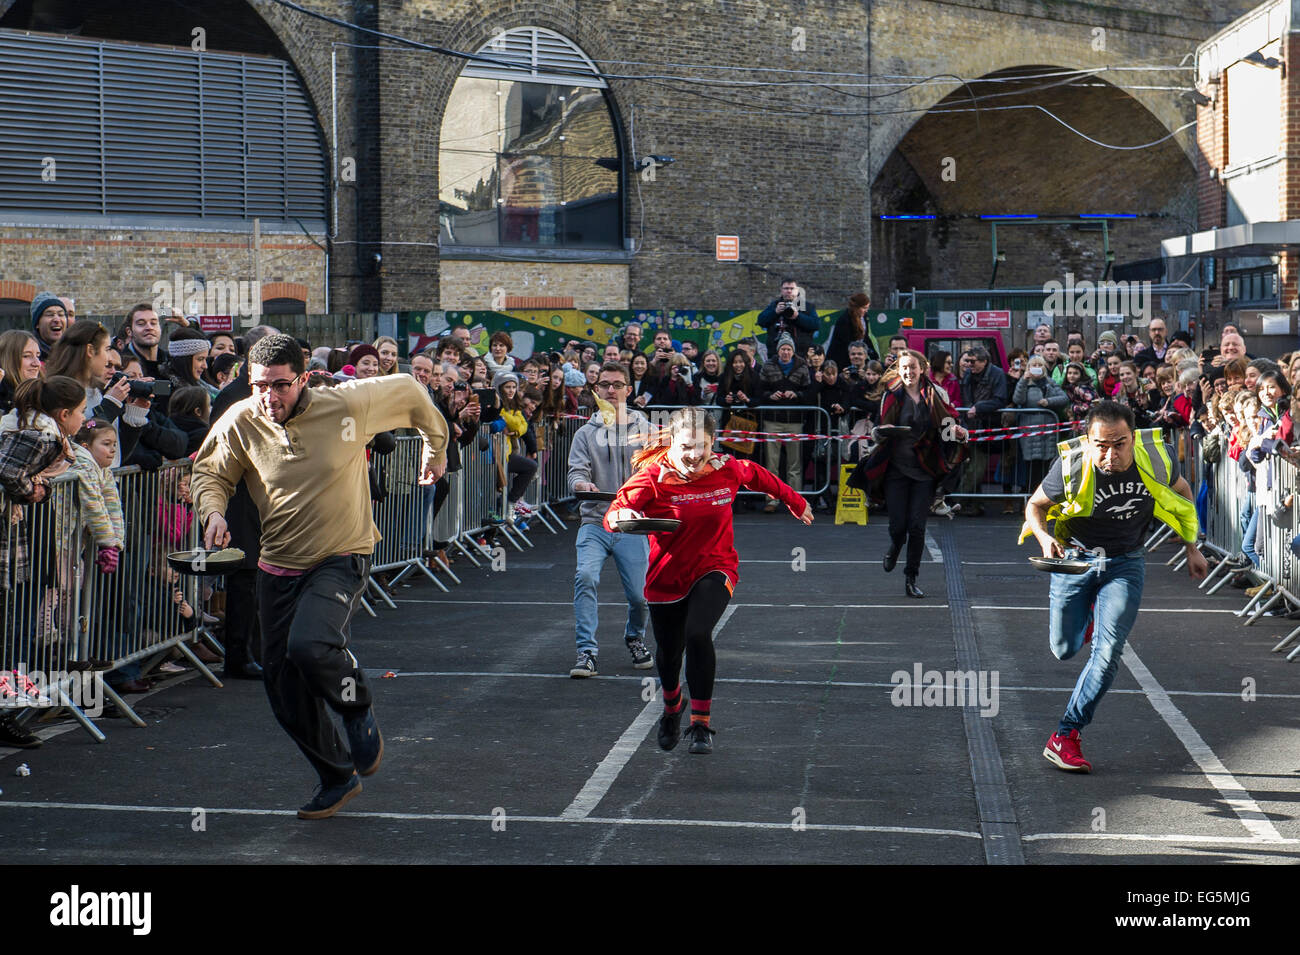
[835,464,867,525]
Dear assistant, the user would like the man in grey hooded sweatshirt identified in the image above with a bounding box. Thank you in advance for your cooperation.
[567,361,656,678]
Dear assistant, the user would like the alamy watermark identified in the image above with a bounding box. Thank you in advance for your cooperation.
[151,272,261,321]
[1041,272,1152,321]
[890,663,999,717]
[4,668,104,718]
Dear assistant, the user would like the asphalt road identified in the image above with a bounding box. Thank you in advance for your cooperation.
[4,508,1300,866]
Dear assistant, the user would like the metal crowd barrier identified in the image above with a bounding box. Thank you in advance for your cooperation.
[2,459,217,741]
[642,403,835,498]
[1164,425,1300,659]
[947,406,1077,505]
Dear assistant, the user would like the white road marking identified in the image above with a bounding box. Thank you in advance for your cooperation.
[0,800,982,838]
[4,799,1295,848]
[1123,645,1284,843]
[559,604,739,820]
[972,605,1238,614]
[1023,832,1299,846]
[396,599,948,609]
[924,531,943,563]
[381,670,1300,700]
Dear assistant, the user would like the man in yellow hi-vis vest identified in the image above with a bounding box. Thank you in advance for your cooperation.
[1023,401,1207,773]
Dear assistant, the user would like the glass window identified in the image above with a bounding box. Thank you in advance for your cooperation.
[439,66,622,250]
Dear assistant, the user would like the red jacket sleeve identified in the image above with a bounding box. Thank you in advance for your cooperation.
[603,466,659,530]
[733,457,804,514]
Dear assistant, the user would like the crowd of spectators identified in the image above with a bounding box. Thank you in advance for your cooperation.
[4,279,1299,747]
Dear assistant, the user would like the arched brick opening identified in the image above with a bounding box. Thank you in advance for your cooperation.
[870,66,1196,298]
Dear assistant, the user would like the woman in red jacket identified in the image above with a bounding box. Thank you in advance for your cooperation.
[606,406,812,754]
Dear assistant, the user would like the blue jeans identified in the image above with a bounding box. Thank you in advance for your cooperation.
[1243,503,1262,568]
[1239,490,1256,563]
[1049,549,1145,734]
[574,522,648,655]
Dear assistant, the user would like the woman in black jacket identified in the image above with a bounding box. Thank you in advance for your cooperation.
[826,293,878,370]
[850,350,968,598]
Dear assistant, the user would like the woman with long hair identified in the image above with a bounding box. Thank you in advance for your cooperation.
[163,327,212,395]
[849,349,968,598]
[373,336,401,376]
[695,350,723,406]
[929,349,962,409]
[45,322,139,466]
[826,292,874,370]
[606,407,812,754]
[628,352,653,410]
[0,329,43,414]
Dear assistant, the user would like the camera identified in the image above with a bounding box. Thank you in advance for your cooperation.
[777,301,796,315]
[453,381,469,392]
[109,371,171,399]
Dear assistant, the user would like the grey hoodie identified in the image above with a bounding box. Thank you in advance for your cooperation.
[567,409,654,526]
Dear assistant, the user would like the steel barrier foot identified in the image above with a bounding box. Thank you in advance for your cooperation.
[1145,525,1174,552]
[542,502,565,529]
[197,627,225,657]
[367,577,398,609]
[1170,554,1188,572]
[1199,558,1231,591]
[1286,641,1300,662]
[1234,580,1273,618]
[48,683,108,741]
[509,522,536,548]
[498,524,526,553]
[410,558,450,593]
[531,508,559,534]
[1207,568,1246,596]
[1246,590,1285,625]
[176,642,224,688]
[359,595,377,618]
[455,536,485,566]
[100,682,147,729]
[432,554,461,585]
[1272,624,1300,652]
[389,563,416,588]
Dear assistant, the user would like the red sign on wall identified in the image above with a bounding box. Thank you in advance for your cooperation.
[957,310,1010,329]
[715,236,740,261]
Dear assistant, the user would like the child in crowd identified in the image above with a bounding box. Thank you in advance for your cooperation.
[169,386,212,456]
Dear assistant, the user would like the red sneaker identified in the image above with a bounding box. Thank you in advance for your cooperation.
[1043,730,1092,772]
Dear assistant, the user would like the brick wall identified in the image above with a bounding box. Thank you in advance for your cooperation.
[0,227,326,316]
[440,260,628,309]
[0,0,1269,316]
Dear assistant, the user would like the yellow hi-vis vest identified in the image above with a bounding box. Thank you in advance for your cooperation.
[1018,428,1199,546]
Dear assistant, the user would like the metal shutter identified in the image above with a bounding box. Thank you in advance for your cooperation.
[0,29,325,226]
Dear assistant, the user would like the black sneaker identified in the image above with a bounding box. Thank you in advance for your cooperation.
[657,700,687,751]
[569,651,598,678]
[297,774,362,820]
[344,707,383,777]
[684,722,715,754]
[0,714,41,749]
[626,638,654,670]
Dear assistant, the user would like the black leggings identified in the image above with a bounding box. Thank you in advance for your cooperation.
[884,466,934,577]
[648,572,732,703]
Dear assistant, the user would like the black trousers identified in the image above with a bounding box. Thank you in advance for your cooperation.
[257,554,371,787]
[430,475,450,549]
[648,572,732,703]
[884,467,934,577]
[224,567,261,666]
[507,454,538,503]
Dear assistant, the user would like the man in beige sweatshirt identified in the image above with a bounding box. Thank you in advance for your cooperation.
[192,334,447,819]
